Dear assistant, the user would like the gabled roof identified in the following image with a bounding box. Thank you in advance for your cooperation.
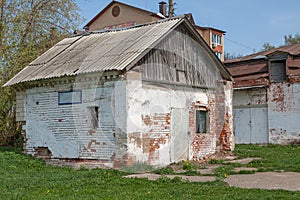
[4,17,232,87]
[225,43,300,64]
[84,0,164,29]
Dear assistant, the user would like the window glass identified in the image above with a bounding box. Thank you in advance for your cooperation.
[212,33,222,45]
[58,90,82,105]
[196,110,207,133]
[215,52,222,60]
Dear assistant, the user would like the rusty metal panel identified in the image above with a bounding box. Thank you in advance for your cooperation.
[225,43,300,64]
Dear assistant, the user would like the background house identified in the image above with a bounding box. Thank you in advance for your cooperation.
[82,0,226,61]
[5,17,234,168]
[225,43,300,144]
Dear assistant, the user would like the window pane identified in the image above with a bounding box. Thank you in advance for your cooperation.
[58,90,82,105]
[196,110,207,133]
[212,34,216,43]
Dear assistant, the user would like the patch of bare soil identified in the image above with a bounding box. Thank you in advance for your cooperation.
[124,157,300,191]
[124,173,216,182]
[225,172,300,191]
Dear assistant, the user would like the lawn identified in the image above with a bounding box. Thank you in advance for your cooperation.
[234,144,300,172]
[0,145,299,200]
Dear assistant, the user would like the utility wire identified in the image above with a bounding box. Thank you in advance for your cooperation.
[225,37,256,53]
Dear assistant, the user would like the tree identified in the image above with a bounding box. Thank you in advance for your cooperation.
[261,33,300,51]
[0,0,82,146]
[224,52,243,61]
[284,33,300,46]
[261,43,276,51]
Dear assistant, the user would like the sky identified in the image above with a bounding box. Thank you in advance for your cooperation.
[74,0,300,56]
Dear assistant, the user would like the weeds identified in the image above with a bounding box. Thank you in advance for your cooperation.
[120,162,156,174]
[0,145,299,199]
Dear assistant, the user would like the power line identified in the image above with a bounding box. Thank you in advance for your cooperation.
[225,37,256,52]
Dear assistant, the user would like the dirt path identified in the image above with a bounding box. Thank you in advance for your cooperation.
[225,172,300,191]
[124,157,300,191]
[125,172,300,191]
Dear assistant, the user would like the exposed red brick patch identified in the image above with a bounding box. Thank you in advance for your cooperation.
[88,129,95,135]
[270,84,285,112]
[219,113,232,153]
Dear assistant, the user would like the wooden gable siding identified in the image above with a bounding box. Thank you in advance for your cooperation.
[136,26,221,88]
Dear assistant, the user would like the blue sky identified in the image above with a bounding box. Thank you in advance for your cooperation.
[75,0,300,56]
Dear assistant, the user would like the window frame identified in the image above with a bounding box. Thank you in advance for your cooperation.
[269,59,287,83]
[58,90,82,105]
[195,108,209,134]
[212,33,222,45]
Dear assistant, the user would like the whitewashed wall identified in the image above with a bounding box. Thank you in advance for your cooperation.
[19,72,233,168]
[125,71,223,167]
[23,76,126,167]
[268,82,300,144]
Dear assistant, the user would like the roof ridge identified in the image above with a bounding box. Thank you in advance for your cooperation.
[85,16,185,35]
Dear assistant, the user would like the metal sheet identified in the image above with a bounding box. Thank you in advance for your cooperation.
[4,18,181,86]
[170,108,189,163]
[234,107,268,144]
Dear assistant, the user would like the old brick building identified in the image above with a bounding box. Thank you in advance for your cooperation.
[5,17,233,168]
[225,43,300,144]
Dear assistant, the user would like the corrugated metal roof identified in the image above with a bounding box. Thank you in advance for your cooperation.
[4,18,181,86]
[225,43,300,64]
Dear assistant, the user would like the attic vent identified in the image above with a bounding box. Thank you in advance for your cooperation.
[270,60,287,82]
[112,6,120,17]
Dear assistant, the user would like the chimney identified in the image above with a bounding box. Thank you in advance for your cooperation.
[159,1,167,17]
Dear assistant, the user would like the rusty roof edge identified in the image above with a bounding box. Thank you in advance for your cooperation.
[226,43,300,64]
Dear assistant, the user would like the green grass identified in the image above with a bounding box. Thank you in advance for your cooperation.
[234,144,300,172]
[0,145,299,199]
